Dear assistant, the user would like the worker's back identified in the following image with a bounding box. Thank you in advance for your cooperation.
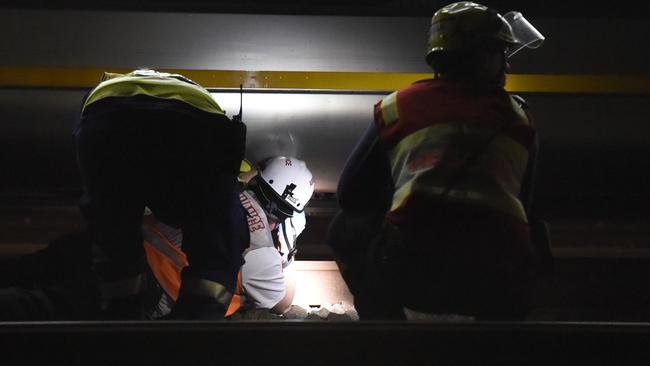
[75,69,248,319]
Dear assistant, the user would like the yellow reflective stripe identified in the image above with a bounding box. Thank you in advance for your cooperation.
[505,74,650,94]
[387,123,529,170]
[419,183,527,222]
[83,74,225,115]
[490,135,529,171]
[390,180,528,222]
[387,123,530,221]
[387,123,460,211]
[1,67,649,94]
[391,178,415,212]
[387,123,457,165]
[180,278,233,306]
[381,91,399,125]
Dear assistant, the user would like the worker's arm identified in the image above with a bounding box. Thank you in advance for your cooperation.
[512,95,538,215]
[520,128,554,273]
[271,266,296,314]
[520,130,539,215]
[240,247,290,312]
[337,122,393,214]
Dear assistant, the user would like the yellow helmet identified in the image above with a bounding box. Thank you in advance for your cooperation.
[239,159,253,174]
[425,2,545,66]
[238,159,257,183]
[425,2,515,66]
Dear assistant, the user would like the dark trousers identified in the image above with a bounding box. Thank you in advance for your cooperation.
[328,210,535,321]
[0,231,189,321]
[327,211,405,320]
[0,232,99,321]
[74,97,249,306]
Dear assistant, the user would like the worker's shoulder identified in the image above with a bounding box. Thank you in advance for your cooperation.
[510,94,529,110]
[98,70,204,90]
[406,78,436,93]
[507,93,534,125]
[380,78,435,103]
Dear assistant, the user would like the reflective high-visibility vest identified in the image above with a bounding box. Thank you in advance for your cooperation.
[375,79,535,230]
[142,215,188,301]
[142,190,288,317]
[82,69,225,116]
[142,214,245,317]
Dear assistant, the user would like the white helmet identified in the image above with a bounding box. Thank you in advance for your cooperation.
[259,156,314,214]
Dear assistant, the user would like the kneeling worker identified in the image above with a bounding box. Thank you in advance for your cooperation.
[0,157,314,320]
[329,2,546,320]
[144,156,315,317]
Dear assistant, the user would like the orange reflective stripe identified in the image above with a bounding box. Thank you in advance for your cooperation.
[225,271,244,317]
[143,240,183,300]
[225,295,242,317]
[142,220,189,301]
[143,215,249,318]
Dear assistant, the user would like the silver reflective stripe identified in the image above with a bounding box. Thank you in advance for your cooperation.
[143,226,185,267]
[181,278,233,307]
[101,273,145,299]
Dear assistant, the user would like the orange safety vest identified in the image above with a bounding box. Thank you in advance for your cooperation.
[375,79,535,249]
[142,215,244,317]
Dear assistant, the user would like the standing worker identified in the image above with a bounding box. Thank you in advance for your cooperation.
[328,2,546,320]
[74,69,248,319]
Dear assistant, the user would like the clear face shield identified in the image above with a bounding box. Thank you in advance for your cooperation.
[503,11,545,57]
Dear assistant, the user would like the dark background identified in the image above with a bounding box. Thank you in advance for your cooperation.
[3,0,649,18]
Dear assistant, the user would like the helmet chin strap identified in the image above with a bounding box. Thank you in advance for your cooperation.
[254,180,293,220]
[265,201,293,221]
[280,219,298,268]
[256,183,297,268]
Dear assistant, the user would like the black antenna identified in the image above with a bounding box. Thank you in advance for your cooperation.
[233,84,243,123]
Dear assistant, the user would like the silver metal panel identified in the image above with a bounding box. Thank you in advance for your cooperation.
[0,9,430,73]
[1,10,648,74]
[0,9,649,217]
[0,89,83,194]
[212,91,383,192]
[0,89,382,193]
[2,89,650,200]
